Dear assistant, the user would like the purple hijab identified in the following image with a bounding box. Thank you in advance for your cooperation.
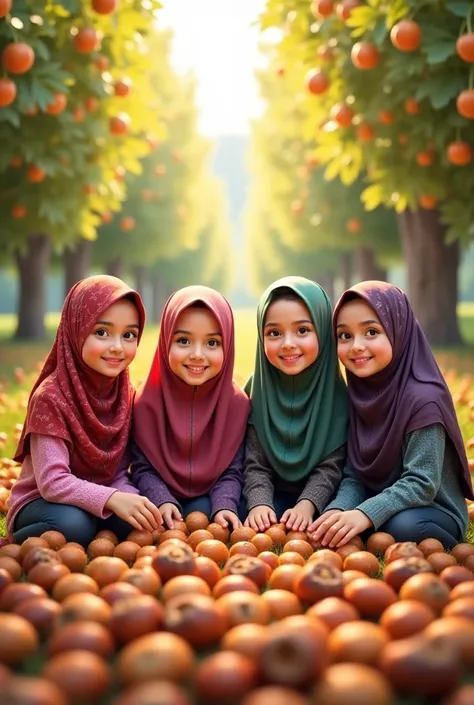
[334,281,473,499]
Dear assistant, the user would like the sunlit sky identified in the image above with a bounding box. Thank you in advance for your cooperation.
[159,0,267,136]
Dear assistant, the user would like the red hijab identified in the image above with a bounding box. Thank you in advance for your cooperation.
[133,286,250,497]
[14,275,145,483]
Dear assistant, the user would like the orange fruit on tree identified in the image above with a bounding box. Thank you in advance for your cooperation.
[0,0,12,17]
[120,216,135,232]
[356,122,374,142]
[12,205,26,219]
[85,96,99,111]
[317,45,334,61]
[418,195,437,210]
[456,34,474,63]
[73,106,85,122]
[416,151,434,167]
[0,77,16,107]
[457,89,474,119]
[351,42,380,70]
[311,0,334,17]
[2,42,35,74]
[10,156,23,167]
[390,20,422,52]
[27,165,46,183]
[92,0,117,13]
[330,103,354,127]
[101,211,113,224]
[447,140,472,166]
[404,97,421,115]
[46,93,67,115]
[114,78,132,97]
[74,28,99,54]
[110,114,130,135]
[94,55,109,71]
[336,0,361,21]
[305,69,329,95]
[378,109,394,124]
[347,218,362,233]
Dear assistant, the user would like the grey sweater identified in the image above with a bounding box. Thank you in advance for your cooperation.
[325,424,468,537]
[243,425,346,515]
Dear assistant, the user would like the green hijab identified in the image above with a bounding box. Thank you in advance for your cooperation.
[245,276,348,481]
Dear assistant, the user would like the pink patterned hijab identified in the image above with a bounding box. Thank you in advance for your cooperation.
[14,275,145,483]
[133,286,250,497]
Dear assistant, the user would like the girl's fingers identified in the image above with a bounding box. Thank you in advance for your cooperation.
[321,521,342,546]
[270,511,278,524]
[329,525,350,548]
[146,502,163,526]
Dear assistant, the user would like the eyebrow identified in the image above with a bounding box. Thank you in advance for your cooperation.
[336,319,380,329]
[264,319,313,328]
[95,320,140,329]
[173,329,222,336]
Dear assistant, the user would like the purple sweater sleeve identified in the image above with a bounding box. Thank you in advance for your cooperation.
[209,442,244,517]
[30,434,122,519]
[130,441,179,508]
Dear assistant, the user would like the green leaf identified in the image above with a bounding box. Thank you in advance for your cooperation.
[415,74,465,109]
[424,40,456,65]
[446,2,471,18]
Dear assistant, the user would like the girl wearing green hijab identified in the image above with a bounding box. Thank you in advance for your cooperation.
[243,277,348,533]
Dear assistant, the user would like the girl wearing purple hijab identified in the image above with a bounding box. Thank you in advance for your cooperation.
[310,281,473,549]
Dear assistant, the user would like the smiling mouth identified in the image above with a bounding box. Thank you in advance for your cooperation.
[185,366,208,374]
[102,357,124,364]
[280,354,303,362]
[351,357,373,364]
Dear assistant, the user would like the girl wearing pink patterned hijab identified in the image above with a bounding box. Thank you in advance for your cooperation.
[311,281,472,549]
[8,275,162,546]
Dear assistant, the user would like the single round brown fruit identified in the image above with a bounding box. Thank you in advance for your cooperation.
[122,566,161,596]
[113,541,141,564]
[213,574,259,598]
[195,556,221,588]
[187,529,213,550]
[329,620,388,665]
[241,687,310,705]
[307,596,359,631]
[1,676,69,705]
[380,600,435,639]
[0,613,39,665]
[216,590,271,626]
[399,572,450,613]
[87,538,115,558]
[427,552,458,573]
[110,594,164,643]
[52,573,99,601]
[313,662,393,705]
[100,581,141,606]
[294,561,343,603]
[417,538,445,557]
[195,539,229,563]
[343,551,379,576]
[440,565,473,588]
[366,532,395,556]
[185,511,209,533]
[58,544,87,572]
[161,575,211,602]
[113,681,192,705]
[15,597,62,637]
[343,577,397,618]
[383,557,433,592]
[153,543,197,582]
[207,522,229,543]
[40,531,67,550]
[261,589,302,619]
[221,623,269,660]
[195,650,258,702]
[48,620,114,658]
[118,632,195,685]
[43,650,111,701]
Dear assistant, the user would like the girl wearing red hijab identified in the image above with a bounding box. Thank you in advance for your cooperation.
[311,281,473,549]
[8,275,162,546]
[132,286,250,530]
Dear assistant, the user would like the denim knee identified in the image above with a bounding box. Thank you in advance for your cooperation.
[381,510,423,544]
[51,505,97,546]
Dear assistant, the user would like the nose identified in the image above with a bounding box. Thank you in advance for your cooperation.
[351,335,366,352]
[190,343,205,359]
[109,336,123,352]
[281,333,296,349]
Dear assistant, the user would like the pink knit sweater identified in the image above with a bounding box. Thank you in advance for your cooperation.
[7,433,139,535]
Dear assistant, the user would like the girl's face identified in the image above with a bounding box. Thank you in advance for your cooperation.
[169,306,224,386]
[82,298,140,377]
[263,297,319,375]
[336,298,393,377]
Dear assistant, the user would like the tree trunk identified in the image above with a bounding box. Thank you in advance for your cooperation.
[64,239,92,296]
[318,270,335,304]
[340,252,352,290]
[398,208,461,346]
[151,277,168,323]
[14,234,52,341]
[106,258,123,279]
[355,246,387,281]
[134,265,147,300]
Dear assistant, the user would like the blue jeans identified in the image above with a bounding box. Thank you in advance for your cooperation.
[180,495,248,523]
[13,499,135,547]
[272,490,301,521]
[379,507,462,550]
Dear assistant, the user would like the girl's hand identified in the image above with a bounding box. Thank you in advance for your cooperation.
[244,505,277,532]
[159,502,183,529]
[311,509,372,548]
[308,509,340,535]
[214,510,241,530]
[105,492,162,532]
[281,499,314,532]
